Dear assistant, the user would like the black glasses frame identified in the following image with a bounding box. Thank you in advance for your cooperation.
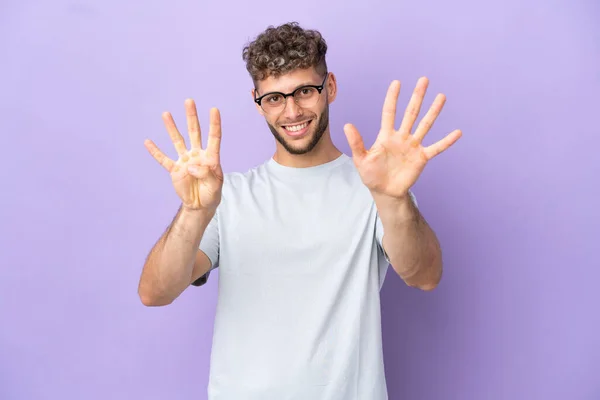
[253,74,328,108]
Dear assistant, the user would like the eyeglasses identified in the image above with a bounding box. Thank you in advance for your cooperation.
[254,74,328,115]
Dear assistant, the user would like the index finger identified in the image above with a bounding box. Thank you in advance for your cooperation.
[205,108,222,158]
[162,112,187,156]
[381,80,401,132]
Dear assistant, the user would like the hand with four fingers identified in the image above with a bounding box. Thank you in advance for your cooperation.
[144,99,224,213]
[344,77,462,201]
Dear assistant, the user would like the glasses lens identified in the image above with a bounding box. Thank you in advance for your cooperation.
[259,86,321,114]
[294,87,319,108]
[261,93,285,114]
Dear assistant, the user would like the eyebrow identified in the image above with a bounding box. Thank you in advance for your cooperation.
[258,81,315,96]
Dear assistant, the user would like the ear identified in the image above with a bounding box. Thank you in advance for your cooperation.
[251,89,265,116]
[326,72,337,104]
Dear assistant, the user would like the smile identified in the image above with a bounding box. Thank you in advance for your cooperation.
[282,120,311,132]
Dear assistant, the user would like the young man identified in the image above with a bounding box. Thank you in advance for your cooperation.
[138,22,461,400]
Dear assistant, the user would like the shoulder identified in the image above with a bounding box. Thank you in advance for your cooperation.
[222,162,268,189]
[218,160,271,205]
[334,154,373,193]
[336,154,362,179]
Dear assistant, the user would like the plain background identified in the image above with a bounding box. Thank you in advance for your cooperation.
[1,0,599,399]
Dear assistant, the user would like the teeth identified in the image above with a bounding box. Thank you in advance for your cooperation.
[285,121,309,132]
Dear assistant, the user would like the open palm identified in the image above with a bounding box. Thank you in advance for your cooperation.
[144,99,224,212]
[344,77,462,199]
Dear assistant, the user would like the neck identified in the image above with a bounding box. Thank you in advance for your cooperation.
[272,130,342,168]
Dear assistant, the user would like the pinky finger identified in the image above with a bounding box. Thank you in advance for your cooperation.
[423,129,462,160]
[144,139,175,172]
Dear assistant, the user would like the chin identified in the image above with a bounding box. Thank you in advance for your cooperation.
[279,132,317,155]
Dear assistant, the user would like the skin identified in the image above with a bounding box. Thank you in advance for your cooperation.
[139,105,223,306]
[252,68,342,168]
[344,77,462,289]
[137,66,461,306]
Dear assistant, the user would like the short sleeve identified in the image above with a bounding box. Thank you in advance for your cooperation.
[191,210,220,287]
[375,190,418,286]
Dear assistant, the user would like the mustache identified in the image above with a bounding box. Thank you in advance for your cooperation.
[278,117,314,126]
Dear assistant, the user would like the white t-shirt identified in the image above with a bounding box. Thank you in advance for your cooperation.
[195,153,415,400]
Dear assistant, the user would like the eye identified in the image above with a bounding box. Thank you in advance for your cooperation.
[297,88,315,97]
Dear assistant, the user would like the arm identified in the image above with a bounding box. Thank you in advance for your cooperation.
[374,192,442,291]
[343,77,461,292]
[138,206,214,306]
[140,100,224,306]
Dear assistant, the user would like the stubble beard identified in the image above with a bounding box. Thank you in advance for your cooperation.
[267,105,330,155]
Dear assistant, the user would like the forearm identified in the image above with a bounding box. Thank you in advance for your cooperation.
[374,193,442,291]
[138,205,214,305]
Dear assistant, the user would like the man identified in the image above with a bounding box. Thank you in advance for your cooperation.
[138,22,461,400]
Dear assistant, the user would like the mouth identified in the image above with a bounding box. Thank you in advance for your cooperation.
[281,120,312,137]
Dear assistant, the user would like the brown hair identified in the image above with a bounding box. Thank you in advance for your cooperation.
[242,22,328,85]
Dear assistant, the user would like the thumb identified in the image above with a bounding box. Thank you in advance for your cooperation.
[343,123,367,160]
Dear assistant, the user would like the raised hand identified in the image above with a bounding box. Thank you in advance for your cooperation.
[144,99,224,212]
[343,77,462,200]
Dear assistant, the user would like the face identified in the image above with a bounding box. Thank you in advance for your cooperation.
[253,68,336,155]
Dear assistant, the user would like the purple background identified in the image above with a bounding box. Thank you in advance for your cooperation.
[1,0,599,399]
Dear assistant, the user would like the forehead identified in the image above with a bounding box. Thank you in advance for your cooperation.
[256,68,322,94]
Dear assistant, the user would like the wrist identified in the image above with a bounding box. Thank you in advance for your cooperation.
[371,190,411,208]
[372,191,417,222]
[180,205,215,226]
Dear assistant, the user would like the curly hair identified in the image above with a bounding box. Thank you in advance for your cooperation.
[242,22,328,84]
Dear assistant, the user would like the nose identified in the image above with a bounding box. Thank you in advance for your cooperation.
[281,96,302,120]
